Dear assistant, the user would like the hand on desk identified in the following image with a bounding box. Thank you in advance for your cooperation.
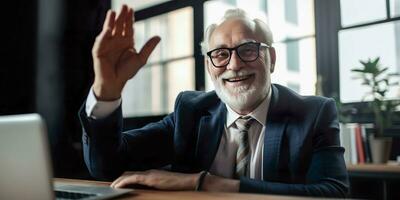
[110,169,240,192]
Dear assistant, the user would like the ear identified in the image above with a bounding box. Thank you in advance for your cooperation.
[205,58,212,75]
[268,47,276,73]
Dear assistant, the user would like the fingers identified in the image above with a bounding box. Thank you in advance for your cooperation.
[113,176,136,188]
[138,36,161,65]
[110,173,129,188]
[125,8,134,37]
[111,172,143,188]
[102,10,116,35]
[114,4,128,36]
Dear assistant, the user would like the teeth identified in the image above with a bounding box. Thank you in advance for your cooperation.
[226,75,251,82]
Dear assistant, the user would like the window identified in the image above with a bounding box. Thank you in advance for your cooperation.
[113,0,171,11]
[391,0,400,17]
[340,0,387,27]
[339,21,400,103]
[338,0,400,103]
[205,0,317,95]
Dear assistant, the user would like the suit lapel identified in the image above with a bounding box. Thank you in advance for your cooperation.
[263,85,288,181]
[196,102,226,171]
[263,119,287,181]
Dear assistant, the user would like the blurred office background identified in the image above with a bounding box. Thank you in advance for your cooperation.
[1,0,400,199]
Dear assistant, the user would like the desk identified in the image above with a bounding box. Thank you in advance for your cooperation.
[55,178,333,200]
[347,163,400,199]
[347,163,400,179]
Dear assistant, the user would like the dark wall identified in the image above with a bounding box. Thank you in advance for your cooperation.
[1,0,109,178]
[1,0,37,115]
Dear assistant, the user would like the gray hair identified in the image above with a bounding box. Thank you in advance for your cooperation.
[200,8,274,55]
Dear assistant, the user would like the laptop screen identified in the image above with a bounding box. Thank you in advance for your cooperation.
[0,114,54,200]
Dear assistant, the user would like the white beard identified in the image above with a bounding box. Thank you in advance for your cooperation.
[212,68,269,112]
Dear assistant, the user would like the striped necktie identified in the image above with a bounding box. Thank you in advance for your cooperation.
[235,116,254,178]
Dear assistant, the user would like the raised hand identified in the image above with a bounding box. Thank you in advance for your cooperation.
[92,5,161,101]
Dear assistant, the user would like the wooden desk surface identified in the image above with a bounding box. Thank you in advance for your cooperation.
[346,163,400,179]
[55,178,335,200]
[347,163,400,173]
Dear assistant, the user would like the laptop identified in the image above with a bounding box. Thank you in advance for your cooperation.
[0,113,132,200]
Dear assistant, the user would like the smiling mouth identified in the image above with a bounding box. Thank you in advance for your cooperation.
[223,74,254,82]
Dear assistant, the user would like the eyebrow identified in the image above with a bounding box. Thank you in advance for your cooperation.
[212,39,257,49]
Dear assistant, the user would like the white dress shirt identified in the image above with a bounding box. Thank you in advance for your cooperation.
[85,88,271,180]
[209,90,271,180]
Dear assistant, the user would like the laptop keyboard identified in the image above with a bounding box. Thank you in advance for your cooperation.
[55,190,97,200]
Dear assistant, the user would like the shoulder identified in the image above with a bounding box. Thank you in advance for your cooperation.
[272,84,336,117]
[274,84,333,104]
[174,90,222,111]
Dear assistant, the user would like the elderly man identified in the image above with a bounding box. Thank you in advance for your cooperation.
[79,4,349,197]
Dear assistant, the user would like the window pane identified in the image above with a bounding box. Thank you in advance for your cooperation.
[272,38,317,95]
[391,0,400,17]
[286,40,300,72]
[339,21,400,103]
[122,65,160,117]
[122,58,195,117]
[267,0,315,41]
[340,0,387,27]
[165,59,195,112]
[134,7,193,64]
[284,0,298,25]
[112,0,171,11]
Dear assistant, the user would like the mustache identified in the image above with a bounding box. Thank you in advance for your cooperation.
[218,69,254,80]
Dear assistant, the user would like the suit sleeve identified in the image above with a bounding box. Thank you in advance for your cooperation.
[239,99,349,197]
[78,94,183,181]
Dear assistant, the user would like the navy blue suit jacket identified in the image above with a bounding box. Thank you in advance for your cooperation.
[79,84,349,197]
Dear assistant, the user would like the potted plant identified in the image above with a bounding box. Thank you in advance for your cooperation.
[351,57,400,163]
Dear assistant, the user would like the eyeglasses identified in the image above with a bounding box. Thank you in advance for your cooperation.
[206,42,270,68]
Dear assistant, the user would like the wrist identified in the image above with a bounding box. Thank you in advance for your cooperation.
[195,171,208,191]
[201,174,240,192]
[92,81,123,101]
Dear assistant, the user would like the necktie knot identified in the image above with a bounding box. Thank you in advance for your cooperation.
[236,116,254,131]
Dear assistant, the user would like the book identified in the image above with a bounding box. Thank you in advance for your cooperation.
[360,124,372,163]
[339,123,352,164]
[355,124,365,163]
[340,123,359,164]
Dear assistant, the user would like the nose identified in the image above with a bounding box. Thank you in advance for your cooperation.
[226,50,244,71]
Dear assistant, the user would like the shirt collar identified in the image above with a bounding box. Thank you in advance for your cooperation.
[226,87,272,128]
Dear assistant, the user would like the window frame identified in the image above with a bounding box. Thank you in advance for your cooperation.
[315,0,400,132]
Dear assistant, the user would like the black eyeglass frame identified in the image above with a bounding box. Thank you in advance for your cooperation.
[206,42,270,68]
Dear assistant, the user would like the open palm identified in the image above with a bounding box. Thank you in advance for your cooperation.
[92,5,160,101]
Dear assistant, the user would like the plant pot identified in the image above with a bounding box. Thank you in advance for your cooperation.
[369,135,392,164]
